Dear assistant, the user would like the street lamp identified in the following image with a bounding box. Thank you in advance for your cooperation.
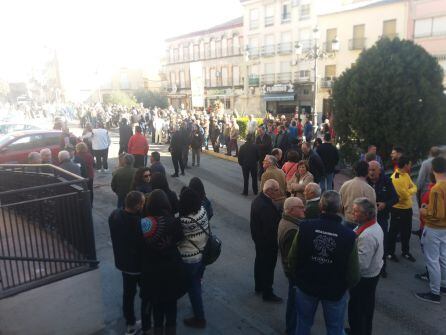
[243,46,250,115]
[294,26,339,129]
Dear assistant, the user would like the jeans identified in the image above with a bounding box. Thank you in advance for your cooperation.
[295,288,347,335]
[320,173,334,192]
[122,272,142,326]
[421,226,446,295]
[242,165,258,194]
[348,275,379,335]
[388,208,413,255]
[286,280,297,335]
[94,148,109,170]
[185,261,205,320]
[254,244,278,297]
[192,147,200,166]
[153,300,177,328]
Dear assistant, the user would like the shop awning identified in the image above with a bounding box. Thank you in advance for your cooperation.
[263,93,295,102]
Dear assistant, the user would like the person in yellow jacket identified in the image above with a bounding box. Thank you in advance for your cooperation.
[388,156,417,262]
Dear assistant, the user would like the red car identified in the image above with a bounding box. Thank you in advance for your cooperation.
[0,130,62,164]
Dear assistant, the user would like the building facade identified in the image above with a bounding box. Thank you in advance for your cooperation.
[162,18,245,112]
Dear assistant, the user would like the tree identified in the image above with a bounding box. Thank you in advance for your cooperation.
[102,91,138,107]
[134,89,168,109]
[332,38,446,165]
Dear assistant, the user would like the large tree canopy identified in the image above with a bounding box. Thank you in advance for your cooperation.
[134,89,168,109]
[332,38,446,164]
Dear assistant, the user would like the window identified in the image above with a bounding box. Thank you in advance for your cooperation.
[173,48,179,62]
[43,133,60,146]
[216,40,222,58]
[193,45,199,60]
[383,19,397,38]
[265,4,274,26]
[179,46,184,61]
[413,16,446,38]
[279,31,292,53]
[299,4,310,20]
[325,65,336,79]
[351,24,365,50]
[225,100,231,109]
[265,63,275,74]
[221,67,228,86]
[300,70,310,78]
[325,28,337,52]
[170,72,176,87]
[233,36,241,54]
[179,71,185,88]
[250,64,259,76]
[221,37,228,57]
[282,2,291,23]
[264,34,275,55]
[250,8,259,30]
[248,36,259,56]
[280,61,291,76]
[210,69,216,87]
[8,135,43,151]
[204,42,210,58]
[183,46,189,61]
[210,39,216,58]
[227,38,233,55]
[233,66,240,85]
[199,41,205,59]
[169,48,174,63]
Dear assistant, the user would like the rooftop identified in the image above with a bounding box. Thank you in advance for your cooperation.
[319,0,405,16]
[166,17,243,42]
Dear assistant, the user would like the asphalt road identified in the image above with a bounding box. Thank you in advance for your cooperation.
[88,129,446,335]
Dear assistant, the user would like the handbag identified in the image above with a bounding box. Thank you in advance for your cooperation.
[186,216,222,266]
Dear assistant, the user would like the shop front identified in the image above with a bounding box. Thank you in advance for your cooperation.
[262,84,296,115]
[205,88,242,113]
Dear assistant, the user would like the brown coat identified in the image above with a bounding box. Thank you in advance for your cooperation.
[260,166,287,196]
[288,171,314,202]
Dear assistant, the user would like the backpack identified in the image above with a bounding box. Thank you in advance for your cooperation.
[186,217,221,266]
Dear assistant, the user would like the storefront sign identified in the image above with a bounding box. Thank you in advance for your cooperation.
[207,88,233,96]
[262,83,294,95]
[190,62,204,107]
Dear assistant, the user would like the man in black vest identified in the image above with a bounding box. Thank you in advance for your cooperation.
[255,126,272,179]
[288,191,360,335]
[250,179,283,303]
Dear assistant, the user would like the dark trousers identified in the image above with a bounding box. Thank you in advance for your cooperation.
[254,243,278,297]
[122,272,143,326]
[228,139,238,156]
[87,178,94,205]
[94,148,108,170]
[377,216,389,269]
[242,165,258,194]
[153,300,177,328]
[119,144,128,155]
[134,154,145,168]
[388,208,413,255]
[286,279,297,335]
[182,148,189,167]
[141,298,152,331]
[171,152,184,175]
[348,275,380,335]
[258,160,265,180]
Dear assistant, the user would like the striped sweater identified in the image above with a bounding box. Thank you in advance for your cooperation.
[177,207,209,263]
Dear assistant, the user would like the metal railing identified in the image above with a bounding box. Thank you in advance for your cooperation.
[261,45,276,57]
[320,78,335,88]
[0,164,98,298]
[248,75,260,86]
[277,42,293,54]
[349,38,367,50]
[261,74,275,84]
[277,72,292,83]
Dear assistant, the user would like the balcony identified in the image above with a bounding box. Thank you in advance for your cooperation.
[261,74,275,84]
[277,42,293,55]
[348,38,367,50]
[277,72,292,83]
[265,16,274,27]
[320,77,336,88]
[322,42,336,53]
[247,46,260,59]
[261,45,276,57]
[281,13,291,23]
[299,39,313,52]
[294,72,311,82]
[248,75,260,86]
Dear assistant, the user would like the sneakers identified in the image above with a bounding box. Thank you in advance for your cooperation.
[415,272,429,282]
[414,292,440,304]
[183,317,206,329]
[181,171,185,176]
[125,320,141,335]
[171,173,179,177]
[387,254,399,262]
[402,253,416,262]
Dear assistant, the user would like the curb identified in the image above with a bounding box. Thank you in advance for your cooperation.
[203,149,238,163]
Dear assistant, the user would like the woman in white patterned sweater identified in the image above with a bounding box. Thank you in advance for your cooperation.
[177,187,209,329]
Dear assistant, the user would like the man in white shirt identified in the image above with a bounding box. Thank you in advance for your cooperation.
[91,124,111,172]
[247,115,257,136]
[347,197,383,335]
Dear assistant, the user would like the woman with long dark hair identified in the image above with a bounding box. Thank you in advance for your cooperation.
[177,187,209,329]
[139,189,188,335]
[189,177,213,220]
[132,167,152,194]
[150,172,179,214]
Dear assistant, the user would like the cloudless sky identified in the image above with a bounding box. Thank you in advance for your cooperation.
[0,0,243,94]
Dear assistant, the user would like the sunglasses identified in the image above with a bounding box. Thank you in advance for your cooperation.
[143,174,151,178]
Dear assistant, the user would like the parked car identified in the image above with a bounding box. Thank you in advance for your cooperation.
[0,130,62,164]
[0,123,41,135]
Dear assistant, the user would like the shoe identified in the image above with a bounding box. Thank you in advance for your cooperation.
[125,320,141,335]
[402,253,416,262]
[441,287,446,296]
[387,254,399,262]
[414,292,440,304]
[171,173,179,177]
[263,293,283,303]
[241,192,248,196]
[104,168,109,172]
[415,272,429,282]
[181,171,185,176]
[183,317,206,329]
[412,229,422,238]
[380,268,387,278]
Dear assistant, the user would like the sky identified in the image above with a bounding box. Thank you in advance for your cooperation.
[0,0,243,95]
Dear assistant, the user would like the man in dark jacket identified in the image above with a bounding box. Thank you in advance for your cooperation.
[238,134,260,196]
[111,154,137,208]
[288,191,360,335]
[255,126,272,178]
[304,183,322,219]
[169,126,186,177]
[367,160,399,277]
[302,142,325,184]
[119,118,133,155]
[316,133,339,192]
[108,191,145,335]
[250,179,283,303]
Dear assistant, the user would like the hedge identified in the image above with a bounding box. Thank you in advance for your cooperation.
[236,117,264,139]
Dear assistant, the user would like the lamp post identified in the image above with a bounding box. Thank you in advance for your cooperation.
[295,26,339,129]
[243,46,250,115]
